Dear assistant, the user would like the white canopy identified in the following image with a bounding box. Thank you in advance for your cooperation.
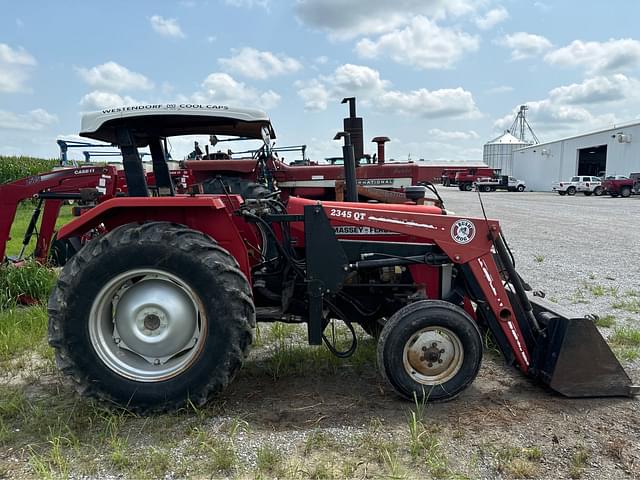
[80,103,275,145]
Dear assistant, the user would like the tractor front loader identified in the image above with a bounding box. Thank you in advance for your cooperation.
[0,165,118,265]
[46,104,637,412]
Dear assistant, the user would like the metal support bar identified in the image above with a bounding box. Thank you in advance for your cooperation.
[116,128,149,197]
[149,137,175,196]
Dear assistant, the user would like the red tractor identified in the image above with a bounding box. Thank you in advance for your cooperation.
[455,167,501,191]
[33,104,637,412]
[188,97,465,201]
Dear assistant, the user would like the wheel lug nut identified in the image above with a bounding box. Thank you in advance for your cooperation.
[427,362,433,367]
[432,342,438,348]
[422,346,427,351]
[440,349,445,354]
[438,359,443,364]
[153,359,160,366]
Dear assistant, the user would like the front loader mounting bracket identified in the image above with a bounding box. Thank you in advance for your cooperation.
[303,204,348,344]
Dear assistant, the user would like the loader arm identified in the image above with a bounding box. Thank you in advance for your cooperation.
[0,166,117,261]
[312,203,533,372]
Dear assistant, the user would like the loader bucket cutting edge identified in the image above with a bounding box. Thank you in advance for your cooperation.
[531,313,637,398]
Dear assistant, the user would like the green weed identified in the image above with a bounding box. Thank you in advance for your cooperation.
[595,314,616,328]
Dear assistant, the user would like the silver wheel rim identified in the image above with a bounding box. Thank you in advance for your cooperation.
[402,326,464,385]
[89,268,206,382]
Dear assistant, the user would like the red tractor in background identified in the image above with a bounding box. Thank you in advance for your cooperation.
[455,167,501,191]
[29,103,636,412]
[188,97,473,201]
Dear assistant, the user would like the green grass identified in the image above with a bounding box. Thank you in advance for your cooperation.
[256,444,284,476]
[0,262,57,310]
[246,323,377,380]
[0,305,50,362]
[4,202,74,259]
[595,314,616,328]
[611,297,640,314]
[609,327,640,361]
[569,445,590,479]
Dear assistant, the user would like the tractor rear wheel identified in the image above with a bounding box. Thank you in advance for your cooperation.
[48,222,255,412]
[377,300,482,402]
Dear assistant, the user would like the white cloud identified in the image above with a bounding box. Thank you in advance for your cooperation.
[296,63,388,110]
[378,87,480,118]
[356,16,479,70]
[497,32,552,60]
[193,72,281,110]
[150,15,185,38]
[296,63,479,119]
[219,48,302,80]
[296,79,330,111]
[0,43,37,93]
[549,74,640,105]
[428,128,480,140]
[76,62,153,92]
[295,0,484,40]
[80,91,139,110]
[544,38,640,74]
[475,7,508,30]
[0,108,58,131]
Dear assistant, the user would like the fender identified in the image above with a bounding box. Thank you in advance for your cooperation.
[57,196,252,280]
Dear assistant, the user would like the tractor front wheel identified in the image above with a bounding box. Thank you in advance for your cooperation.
[377,300,482,402]
[48,222,255,412]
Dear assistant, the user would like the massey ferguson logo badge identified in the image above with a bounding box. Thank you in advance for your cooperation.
[451,219,476,244]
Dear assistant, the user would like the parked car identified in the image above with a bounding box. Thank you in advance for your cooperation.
[601,175,637,197]
[552,176,603,196]
[474,175,526,192]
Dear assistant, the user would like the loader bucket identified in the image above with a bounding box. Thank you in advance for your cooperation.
[530,298,637,397]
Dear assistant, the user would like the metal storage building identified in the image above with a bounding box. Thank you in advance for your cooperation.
[483,132,528,176]
[512,121,640,191]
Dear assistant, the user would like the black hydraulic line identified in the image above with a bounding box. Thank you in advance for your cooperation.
[350,253,449,269]
[19,198,44,258]
[322,298,358,358]
[35,192,85,200]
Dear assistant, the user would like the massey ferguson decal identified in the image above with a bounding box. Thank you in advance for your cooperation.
[334,226,392,235]
[450,219,476,244]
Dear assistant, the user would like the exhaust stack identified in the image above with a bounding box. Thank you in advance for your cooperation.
[372,137,390,164]
[341,97,364,163]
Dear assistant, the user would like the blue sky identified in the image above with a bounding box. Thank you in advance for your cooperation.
[1,0,639,162]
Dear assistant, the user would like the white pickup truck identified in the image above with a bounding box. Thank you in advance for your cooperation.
[474,175,526,192]
[552,176,603,196]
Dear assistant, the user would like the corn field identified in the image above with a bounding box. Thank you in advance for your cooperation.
[0,156,58,184]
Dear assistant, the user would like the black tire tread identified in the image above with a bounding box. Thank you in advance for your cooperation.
[48,221,255,413]
[377,300,482,402]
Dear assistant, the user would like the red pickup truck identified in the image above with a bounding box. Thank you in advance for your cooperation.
[601,174,639,197]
